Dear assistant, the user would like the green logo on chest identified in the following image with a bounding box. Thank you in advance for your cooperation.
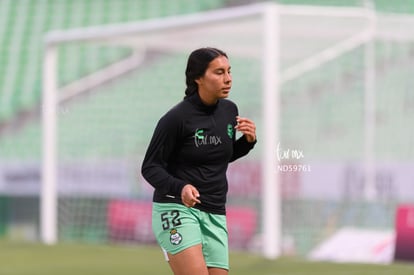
[195,129,204,139]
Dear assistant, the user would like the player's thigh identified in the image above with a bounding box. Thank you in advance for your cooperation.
[201,213,229,270]
[208,267,228,275]
[168,244,208,275]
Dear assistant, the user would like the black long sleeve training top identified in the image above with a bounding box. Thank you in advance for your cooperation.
[141,92,256,215]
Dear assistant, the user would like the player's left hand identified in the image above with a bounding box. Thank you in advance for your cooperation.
[235,116,256,143]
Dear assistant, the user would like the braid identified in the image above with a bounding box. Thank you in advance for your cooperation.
[184,84,197,98]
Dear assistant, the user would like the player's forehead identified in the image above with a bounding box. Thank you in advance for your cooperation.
[207,55,231,71]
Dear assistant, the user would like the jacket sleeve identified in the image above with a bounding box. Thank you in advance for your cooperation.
[141,112,187,196]
[228,102,256,162]
[230,135,257,162]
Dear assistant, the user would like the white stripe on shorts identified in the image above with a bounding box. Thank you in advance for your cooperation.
[161,247,169,262]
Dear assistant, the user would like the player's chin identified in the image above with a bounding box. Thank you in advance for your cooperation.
[220,90,230,98]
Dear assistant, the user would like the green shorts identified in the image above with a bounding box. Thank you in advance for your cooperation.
[152,202,229,270]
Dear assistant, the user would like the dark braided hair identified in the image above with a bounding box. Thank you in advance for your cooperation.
[184,47,228,98]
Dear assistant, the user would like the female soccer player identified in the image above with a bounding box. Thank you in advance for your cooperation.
[141,47,256,275]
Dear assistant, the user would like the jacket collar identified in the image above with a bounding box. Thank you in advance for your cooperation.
[187,92,219,113]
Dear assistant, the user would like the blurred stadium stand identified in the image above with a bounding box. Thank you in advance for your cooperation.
[1,1,413,132]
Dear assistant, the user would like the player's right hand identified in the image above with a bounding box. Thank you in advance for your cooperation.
[181,184,201,207]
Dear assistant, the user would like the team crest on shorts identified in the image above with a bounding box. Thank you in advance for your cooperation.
[170,228,182,245]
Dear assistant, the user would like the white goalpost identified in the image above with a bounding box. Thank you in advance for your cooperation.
[42,45,57,245]
[42,2,413,259]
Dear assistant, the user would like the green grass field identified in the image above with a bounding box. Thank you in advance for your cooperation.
[1,241,414,275]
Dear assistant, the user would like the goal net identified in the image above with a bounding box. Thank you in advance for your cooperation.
[40,2,414,259]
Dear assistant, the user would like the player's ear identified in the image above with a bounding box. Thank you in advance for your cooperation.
[195,77,202,86]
